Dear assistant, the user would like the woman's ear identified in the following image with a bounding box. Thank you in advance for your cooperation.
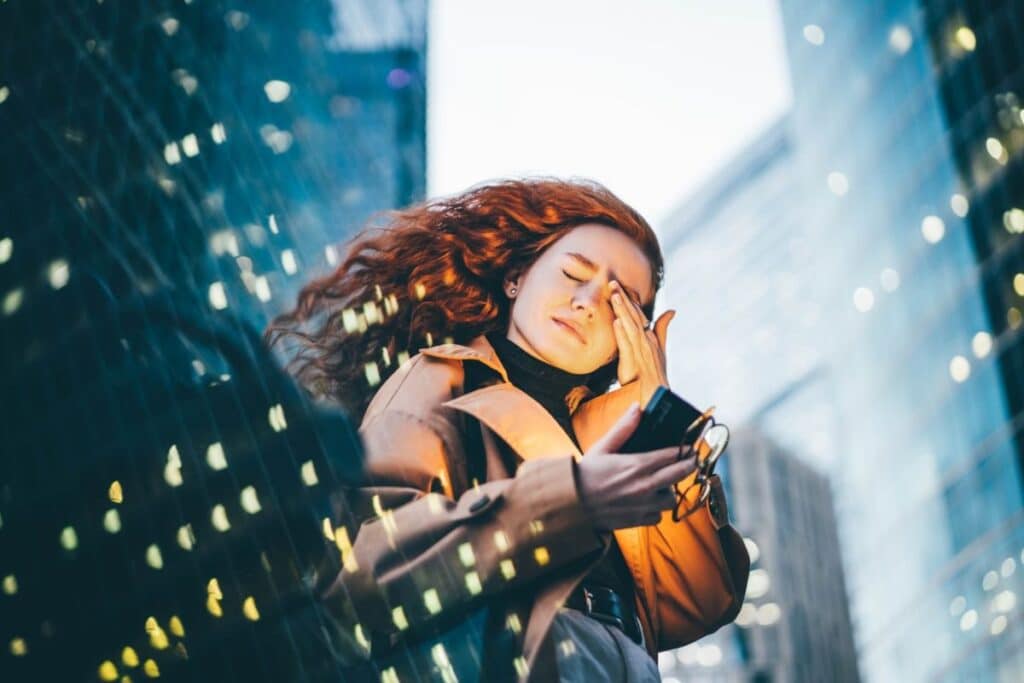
[504,274,521,299]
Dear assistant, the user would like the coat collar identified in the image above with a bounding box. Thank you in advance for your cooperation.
[420,335,585,461]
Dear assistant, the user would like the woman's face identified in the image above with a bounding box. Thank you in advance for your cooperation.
[505,223,655,375]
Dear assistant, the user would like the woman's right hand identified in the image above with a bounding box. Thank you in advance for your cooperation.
[577,402,697,531]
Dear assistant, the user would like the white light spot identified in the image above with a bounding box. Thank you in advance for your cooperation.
[1004,208,1024,234]
[1001,557,1016,578]
[991,615,1008,635]
[181,133,199,158]
[853,287,875,312]
[0,237,12,264]
[986,137,1007,163]
[268,214,279,234]
[281,249,298,275]
[325,245,339,265]
[1014,273,1024,296]
[176,524,195,551]
[210,122,227,144]
[0,86,9,104]
[960,609,978,631]
[163,141,181,165]
[211,504,231,532]
[880,268,900,292]
[889,25,913,54]
[145,544,163,569]
[921,215,945,243]
[951,194,969,217]
[208,281,228,310]
[47,259,70,289]
[972,331,993,359]
[254,275,271,302]
[949,595,966,616]
[60,526,78,550]
[3,290,23,319]
[950,355,971,383]
[103,509,121,533]
[240,486,262,514]
[803,24,825,45]
[300,460,319,486]
[206,442,227,470]
[264,80,291,103]
[983,570,1000,591]
[161,17,179,36]
[993,590,1016,612]
[827,171,848,196]
[742,537,760,564]
[756,602,781,626]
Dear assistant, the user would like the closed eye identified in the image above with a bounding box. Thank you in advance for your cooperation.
[562,270,583,282]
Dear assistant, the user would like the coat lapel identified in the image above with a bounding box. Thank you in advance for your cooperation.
[421,335,585,462]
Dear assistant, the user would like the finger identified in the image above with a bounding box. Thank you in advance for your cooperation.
[611,285,645,331]
[631,445,687,473]
[653,310,674,349]
[613,318,637,366]
[588,401,643,455]
[647,454,699,490]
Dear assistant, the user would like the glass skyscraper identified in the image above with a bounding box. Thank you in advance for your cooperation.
[662,1,1024,680]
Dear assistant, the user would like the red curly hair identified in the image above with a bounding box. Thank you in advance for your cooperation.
[264,177,664,419]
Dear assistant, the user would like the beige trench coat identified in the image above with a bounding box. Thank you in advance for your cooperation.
[321,334,750,680]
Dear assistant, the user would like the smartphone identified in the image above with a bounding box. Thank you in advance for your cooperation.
[618,386,706,454]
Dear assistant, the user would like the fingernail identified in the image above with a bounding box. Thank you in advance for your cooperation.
[630,401,640,413]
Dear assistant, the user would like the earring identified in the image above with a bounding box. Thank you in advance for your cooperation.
[509,286,517,296]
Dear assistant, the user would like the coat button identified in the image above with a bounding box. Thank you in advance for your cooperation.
[469,495,491,513]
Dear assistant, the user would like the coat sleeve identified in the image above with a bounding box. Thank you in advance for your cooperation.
[317,401,606,656]
[644,472,750,650]
[573,383,750,650]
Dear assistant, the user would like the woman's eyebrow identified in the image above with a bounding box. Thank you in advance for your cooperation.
[566,252,643,304]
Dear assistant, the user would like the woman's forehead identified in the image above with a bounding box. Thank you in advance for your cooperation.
[550,225,654,295]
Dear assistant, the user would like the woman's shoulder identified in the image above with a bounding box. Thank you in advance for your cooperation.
[360,350,466,427]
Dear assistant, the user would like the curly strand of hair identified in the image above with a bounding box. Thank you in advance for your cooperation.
[264,177,664,421]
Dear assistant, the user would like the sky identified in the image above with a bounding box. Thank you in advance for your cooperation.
[427,0,793,226]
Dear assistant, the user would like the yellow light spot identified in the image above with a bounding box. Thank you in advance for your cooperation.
[208,282,228,310]
[145,618,169,650]
[10,637,27,656]
[176,524,195,551]
[425,332,433,346]
[427,494,444,514]
[0,237,12,264]
[559,638,576,657]
[240,486,262,514]
[143,659,160,678]
[211,504,230,531]
[145,544,164,570]
[955,26,977,51]
[207,578,223,599]
[365,362,381,387]
[363,300,380,324]
[242,596,260,621]
[3,574,17,595]
[415,282,426,300]
[1013,273,1024,296]
[392,606,409,631]
[322,518,335,541]
[381,668,399,683]
[205,442,227,470]
[354,624,370,652]
[458,542,475,567]
[423,588,442,615]
[164,445,183,487]
[104,509,122,533]
[122,646,139,667]
[108,480,124,503]
[500,559,516,580]
[206,594,223,618]
[534,547,550,566]
[506,613,522,633]
[99,659,119,680]
[300,460,318,486]
[513,656,529,677]
[529,520,544,535]
[60,525,78,550]
[1009,307,1022,329]
[334,526,358,572]
[465,571,482,595]
[168,616,184,638]
[494,531,510,553]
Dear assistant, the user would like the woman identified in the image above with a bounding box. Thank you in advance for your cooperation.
[266,178,749,681]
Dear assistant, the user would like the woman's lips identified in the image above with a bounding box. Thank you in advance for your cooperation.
[552,317,586,344]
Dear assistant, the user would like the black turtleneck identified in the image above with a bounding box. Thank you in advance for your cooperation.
[482,331,636,605]
[484,331,590,450]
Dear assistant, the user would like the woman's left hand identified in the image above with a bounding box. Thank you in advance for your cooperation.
[610,280,675,406]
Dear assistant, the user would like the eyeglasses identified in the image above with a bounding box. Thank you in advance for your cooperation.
[672,406,730,522]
